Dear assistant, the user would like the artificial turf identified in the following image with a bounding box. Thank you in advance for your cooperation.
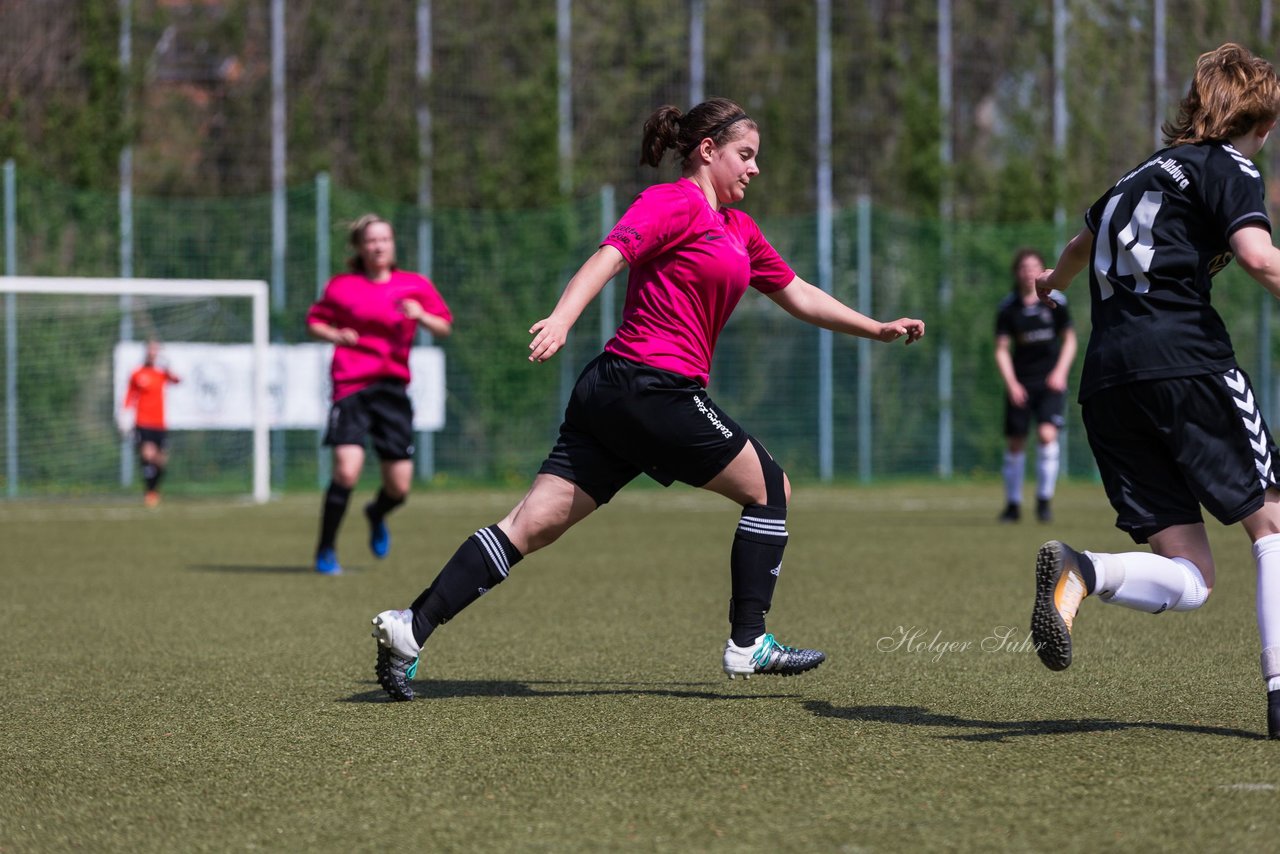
[2,482,1278,852]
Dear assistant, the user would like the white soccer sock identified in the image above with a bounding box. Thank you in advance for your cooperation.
[1251,533,1280,691]
[1036,440,1060,501]
[1002,450,1025,505]
[1084,551,1210,613]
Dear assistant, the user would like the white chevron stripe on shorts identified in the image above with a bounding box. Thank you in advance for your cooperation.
[1223,369,1276,489]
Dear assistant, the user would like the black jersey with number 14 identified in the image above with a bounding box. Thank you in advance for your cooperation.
[1078,141,1271,401]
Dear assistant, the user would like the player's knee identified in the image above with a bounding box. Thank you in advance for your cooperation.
[747,436,787,509]
[1170,557,1212,611]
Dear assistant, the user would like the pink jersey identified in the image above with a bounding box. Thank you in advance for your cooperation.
[306,270,452,401]
[601,178,794,385]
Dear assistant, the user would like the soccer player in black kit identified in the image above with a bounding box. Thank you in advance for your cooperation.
[1030,43,1280,738]
[994,249,1077,523]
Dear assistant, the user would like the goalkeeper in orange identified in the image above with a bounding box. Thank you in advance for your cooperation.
[119,339,181,507]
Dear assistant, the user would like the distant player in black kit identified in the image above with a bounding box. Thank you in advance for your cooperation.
[994,249,1077,523]
[1029,44,1280,738]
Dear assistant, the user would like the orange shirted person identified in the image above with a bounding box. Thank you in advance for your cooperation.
[120,340,181,507]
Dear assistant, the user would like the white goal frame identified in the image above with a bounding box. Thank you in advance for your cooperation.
[1,276,271,503]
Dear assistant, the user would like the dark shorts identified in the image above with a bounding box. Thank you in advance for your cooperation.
[1082,368,1280,543]
[1004,383,1066,437]
[324,380,416,461]
[135,427,167,450]
[538,352,752,506]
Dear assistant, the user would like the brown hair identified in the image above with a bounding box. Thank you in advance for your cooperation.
[1010,248,1045,292]
[1163,43,1280,146]
[639,97,757,169]
[346,213,396,274]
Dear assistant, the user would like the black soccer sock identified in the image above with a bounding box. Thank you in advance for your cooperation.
[142,462,160,491]
[410,525,523,646]
[317,482,353,552]
[152,464,166,490]
[729,504,788,647]
[367,487,405,521]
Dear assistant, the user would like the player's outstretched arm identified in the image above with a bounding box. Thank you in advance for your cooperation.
[529,245,628,363]
[1230,225,1280,300]
[767,277,924,344]
[1036,227,1092,303]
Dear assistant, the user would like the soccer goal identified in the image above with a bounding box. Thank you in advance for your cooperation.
[0,277,270,503]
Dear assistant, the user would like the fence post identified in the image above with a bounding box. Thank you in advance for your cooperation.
[119,0,135,489]
[270,0,286,490]
[599,184,616,350]
[857,195,872,484]
[936,0,954,479]
[315,171,331,488]
[416,0,436,483]
[4,159,17,497]
[816,0,833,482]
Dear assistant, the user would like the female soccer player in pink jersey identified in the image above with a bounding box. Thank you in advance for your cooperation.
[370,98,924,700]
[307,214,452,575]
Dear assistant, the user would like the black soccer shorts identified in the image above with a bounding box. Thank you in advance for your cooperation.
[323,380,416,460]
[1004,383,1066,437]
[538,352,751,506]
[1083,368,1280,543]
[134,427,168,450]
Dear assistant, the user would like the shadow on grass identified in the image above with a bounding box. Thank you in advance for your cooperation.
[804,701,1265,742]
[344,679,794,703]
[187,563,336,574]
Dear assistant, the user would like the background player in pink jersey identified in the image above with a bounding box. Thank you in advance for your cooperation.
[369,98,925,701]
[307,214,453,575]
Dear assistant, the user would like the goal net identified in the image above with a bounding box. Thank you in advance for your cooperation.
[0,277,269,503]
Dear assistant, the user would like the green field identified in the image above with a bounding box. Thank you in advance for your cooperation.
[3,482,1278,852]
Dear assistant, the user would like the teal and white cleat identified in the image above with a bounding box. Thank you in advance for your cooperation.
[371,609,421,701]
[723,632,826,679]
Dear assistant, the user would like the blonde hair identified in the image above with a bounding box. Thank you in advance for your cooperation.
[346,214,396,274]
[1163,43,1280,146]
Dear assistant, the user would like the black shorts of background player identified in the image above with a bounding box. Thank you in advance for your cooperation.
[367,97,926,701]
[994,249,1077,523]
[1027,43,1280,738]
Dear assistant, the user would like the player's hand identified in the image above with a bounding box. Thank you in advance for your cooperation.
[1035,271,1058,306]
[876,317,925,345]
[1045,371,1068,394]
[333,327,359,346]
[1007,382,1029,407]
[528,316,571,362]
[398,299,424,321]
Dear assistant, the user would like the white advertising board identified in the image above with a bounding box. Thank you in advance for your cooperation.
[113,342,445,430]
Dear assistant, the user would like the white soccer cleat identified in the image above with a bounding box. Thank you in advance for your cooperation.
[722,632,826,679]
[371,609,422,701]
